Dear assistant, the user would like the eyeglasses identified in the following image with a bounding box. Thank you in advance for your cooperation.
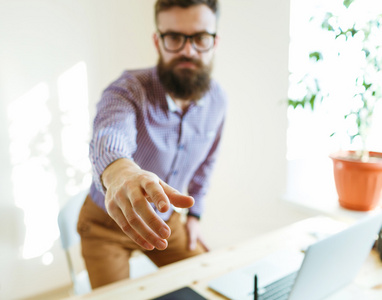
[158,31,217,53]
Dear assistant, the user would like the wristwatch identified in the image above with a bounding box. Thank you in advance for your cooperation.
[377,227,382,261]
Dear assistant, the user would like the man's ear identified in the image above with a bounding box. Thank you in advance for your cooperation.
[153,32,160,54]
[214,34,220,50]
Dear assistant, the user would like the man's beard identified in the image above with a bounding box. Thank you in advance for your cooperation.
[157,55,212,101]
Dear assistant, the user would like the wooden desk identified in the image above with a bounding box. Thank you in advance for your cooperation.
[65,216,382,300]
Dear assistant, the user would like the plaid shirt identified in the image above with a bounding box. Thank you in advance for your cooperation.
[89,67,227,220]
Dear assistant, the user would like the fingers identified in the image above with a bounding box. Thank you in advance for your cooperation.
[142,179,170,213]
[186,216,199,251]
[188,228,198,251]
[123,188,171,241]
[188,231,209,251]
[142,177,194,211]
[104,166,195,251]
[198,236,210,252]
[160,181,195,208]
[186,216,209,252]
[106,189,170,250]
[105,198,155,250]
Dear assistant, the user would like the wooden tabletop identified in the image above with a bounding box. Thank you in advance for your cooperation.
[65,216,382,300]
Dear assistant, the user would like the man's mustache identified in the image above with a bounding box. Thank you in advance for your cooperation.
[171,56,203,67]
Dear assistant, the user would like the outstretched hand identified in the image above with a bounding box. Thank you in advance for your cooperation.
[102,158,194,251]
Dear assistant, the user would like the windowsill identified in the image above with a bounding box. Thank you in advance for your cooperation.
[282,192,380,223]
[284,157,381,222]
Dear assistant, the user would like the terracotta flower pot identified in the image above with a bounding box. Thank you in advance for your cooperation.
[330,151,382,211]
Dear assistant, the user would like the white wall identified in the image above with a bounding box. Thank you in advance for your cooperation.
[0,0,312,298]
[203,0,311,247]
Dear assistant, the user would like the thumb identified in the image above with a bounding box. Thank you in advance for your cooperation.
[160,181,194,208]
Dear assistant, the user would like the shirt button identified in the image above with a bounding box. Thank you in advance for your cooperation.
[178,144,184,150]
[172,170,178,175]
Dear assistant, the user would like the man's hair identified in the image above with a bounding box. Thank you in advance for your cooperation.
[154,0,219,25]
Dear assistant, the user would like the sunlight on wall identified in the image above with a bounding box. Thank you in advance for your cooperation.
[8,83,59,259]
[7,62,91,261]
[58,61,92,196]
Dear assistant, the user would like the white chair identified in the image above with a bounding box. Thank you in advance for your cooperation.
[58,190,158,295]
[58,190,92,295]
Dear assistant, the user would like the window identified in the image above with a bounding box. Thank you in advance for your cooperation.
[286,0,382,203]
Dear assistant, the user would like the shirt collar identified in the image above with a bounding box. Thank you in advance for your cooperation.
[165,94,178,112]
[165,94,205,112]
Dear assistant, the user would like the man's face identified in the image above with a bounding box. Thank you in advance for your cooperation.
[154,4,219,101]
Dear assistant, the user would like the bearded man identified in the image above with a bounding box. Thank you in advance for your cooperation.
[77,0,227,289]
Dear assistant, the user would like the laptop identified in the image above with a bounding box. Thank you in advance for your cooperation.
[209,211,382,300]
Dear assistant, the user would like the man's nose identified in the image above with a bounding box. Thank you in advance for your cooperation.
[180,38,197,57]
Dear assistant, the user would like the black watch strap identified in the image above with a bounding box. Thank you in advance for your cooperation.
[187,212,201,220]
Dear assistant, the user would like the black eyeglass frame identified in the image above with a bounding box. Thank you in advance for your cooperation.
[158,31,217,53]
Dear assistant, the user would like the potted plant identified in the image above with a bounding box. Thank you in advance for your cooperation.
[288,0,382,211]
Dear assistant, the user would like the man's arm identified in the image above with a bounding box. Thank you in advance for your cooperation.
[91,76,194,250]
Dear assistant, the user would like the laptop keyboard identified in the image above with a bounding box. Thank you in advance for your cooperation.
[257,271,298,300]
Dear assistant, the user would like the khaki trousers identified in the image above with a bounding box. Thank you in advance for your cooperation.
[77,195,206,289]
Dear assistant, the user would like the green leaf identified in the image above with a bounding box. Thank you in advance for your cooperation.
[349,27,358,37]
[335,29,345,39]
[288,99,299,109]
[321,13,335,31]
[349,133,359,143]
[314,78,321,91]
[363,81,372,90]
[309,94,316,110]
[309,52,323,61]
[362,48,371,57]
[343,0,354,9]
